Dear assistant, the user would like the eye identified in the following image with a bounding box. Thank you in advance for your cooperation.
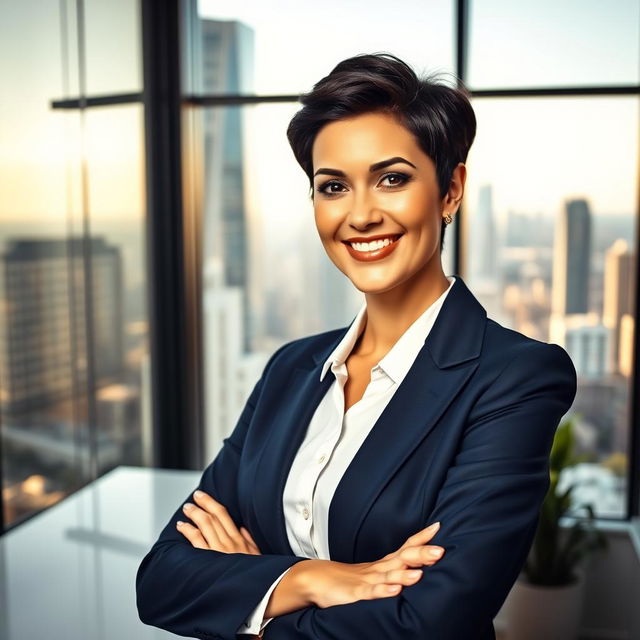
[379,172,412,188]
[316,180,347,196]
[315,172,413,197]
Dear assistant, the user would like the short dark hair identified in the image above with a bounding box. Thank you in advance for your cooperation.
[286,52,477,251]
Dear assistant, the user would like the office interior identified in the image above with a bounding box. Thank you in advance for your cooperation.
[0,0,639,638]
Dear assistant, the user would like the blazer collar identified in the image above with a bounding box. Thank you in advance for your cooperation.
[313,274,485,370]
[252,275,487,562]
[319,275,456,384]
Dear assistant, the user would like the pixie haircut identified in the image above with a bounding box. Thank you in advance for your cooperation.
[286,52,477,251]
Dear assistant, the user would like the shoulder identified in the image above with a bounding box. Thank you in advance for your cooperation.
[484,316,574,367]
[479,316,577,406]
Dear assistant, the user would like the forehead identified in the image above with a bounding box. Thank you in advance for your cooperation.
[312,111,422,168]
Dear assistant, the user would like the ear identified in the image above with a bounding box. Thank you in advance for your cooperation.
[442,162,466,214]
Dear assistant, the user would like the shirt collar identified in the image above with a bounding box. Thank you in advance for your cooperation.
[320,275,456,384]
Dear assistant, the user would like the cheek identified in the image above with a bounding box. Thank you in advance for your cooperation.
[391,190,435,224]
[314,204,340,240]
[395,194,439,236]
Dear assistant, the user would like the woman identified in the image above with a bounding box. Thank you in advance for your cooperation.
[136,53,577,640]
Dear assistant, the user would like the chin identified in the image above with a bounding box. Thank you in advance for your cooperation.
[348,277,404,295]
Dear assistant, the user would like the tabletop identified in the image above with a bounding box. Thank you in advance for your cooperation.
[0,465,201,640]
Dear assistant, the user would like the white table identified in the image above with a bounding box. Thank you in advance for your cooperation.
[0,465,201,639]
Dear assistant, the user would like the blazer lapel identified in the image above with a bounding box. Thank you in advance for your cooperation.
[253,276,487,562]
[251,330,350,556]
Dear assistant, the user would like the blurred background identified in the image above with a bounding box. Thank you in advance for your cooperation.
[0,0,638,638]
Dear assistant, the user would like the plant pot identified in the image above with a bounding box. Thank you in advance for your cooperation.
[505,569,585,640]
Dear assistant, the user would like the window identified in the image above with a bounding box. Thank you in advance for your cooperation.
[2,0,638,532]
[0,0,150,531]
[189,2,455,461]
[464,96,638,518]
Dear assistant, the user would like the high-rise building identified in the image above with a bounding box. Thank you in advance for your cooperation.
[563,313,612,379]
[194,17,261,454]
[552,198,592,316]
[0,237,124,414]
[200,18,255,353]
[469,184,497,282]
[603,239,635,373]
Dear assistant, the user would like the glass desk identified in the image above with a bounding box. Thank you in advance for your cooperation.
[0,465,200,639]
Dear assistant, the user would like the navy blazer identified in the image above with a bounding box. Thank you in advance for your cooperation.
[136,275,577,640]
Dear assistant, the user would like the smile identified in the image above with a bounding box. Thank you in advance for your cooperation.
[342,234,403,262]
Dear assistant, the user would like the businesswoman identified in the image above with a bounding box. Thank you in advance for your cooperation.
[136,53,577,640]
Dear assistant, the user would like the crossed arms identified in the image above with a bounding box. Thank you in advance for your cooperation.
[136,340,577,640]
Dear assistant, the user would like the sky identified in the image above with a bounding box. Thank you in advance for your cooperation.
[0,0,638,226]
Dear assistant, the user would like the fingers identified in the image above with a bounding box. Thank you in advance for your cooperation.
[371,583,403,598]
[240,526,256,544]
[180,490,255,553]
[240,526,261,554]
[176,520,209,550]
[181,501,224,550]
[208,514,232,547]
[383,567,424,586]
[402,521,441,548]
[373,541,445,576]
[363,568,424,600]
[398,544,445,567]
[192,490,243,546]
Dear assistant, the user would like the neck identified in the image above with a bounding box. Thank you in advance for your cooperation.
[355,261,450,358]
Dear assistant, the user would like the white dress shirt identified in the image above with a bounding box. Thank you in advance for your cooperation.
[237,276,456,636]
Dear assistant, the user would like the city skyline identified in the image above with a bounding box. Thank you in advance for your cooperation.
[1,0,638,530]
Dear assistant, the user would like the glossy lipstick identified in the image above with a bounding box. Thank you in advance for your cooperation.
[343,234,403,262]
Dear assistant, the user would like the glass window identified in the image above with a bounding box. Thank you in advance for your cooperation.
[84,0,143,95]
[468,0,640,89]
[0,0,149,530]
[187,2,457,459]
[184,99,457,461]
[463,96,638,518]
[195,0,455,95]
[84,105,150,474]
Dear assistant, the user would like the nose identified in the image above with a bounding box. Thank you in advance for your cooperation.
[347,189,384,230]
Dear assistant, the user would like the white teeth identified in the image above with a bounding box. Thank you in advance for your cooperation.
[350,236,398,252]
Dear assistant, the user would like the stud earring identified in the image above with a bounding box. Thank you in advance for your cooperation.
[443,212,453,225]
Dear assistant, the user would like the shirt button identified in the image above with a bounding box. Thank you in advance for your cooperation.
[318,454,326,464]
[302,507,310,519]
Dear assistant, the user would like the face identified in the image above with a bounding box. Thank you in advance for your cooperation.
[311,110,465,295]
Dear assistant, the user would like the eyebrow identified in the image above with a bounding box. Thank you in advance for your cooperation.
[313,156,417,178]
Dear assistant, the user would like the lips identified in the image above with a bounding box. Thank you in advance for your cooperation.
[343,234,403,263]
[343,233,403,244]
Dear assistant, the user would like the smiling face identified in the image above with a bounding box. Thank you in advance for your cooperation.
[311,110,464,296]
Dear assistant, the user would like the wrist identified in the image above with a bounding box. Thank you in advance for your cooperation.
[289,559,324,607]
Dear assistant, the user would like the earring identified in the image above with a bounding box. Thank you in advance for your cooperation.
[443,212,453,225]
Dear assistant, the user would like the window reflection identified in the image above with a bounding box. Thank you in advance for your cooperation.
[188,7,456,461]
[464,96,638,518]
[195,0,454,95]
[468,0,640,88]
[0,0,148,530]
[190,101,458,463]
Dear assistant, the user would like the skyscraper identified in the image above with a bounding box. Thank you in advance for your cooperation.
[552,197,592,316]
[469,184,498,282]
[0,237,124,415]
[603,239,635,373]
[200,18,255,353]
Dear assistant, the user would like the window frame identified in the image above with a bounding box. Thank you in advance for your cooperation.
[27,0,638,539]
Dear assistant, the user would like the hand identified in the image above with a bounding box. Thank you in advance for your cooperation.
[176,489,262,555]
[301,521,445,609]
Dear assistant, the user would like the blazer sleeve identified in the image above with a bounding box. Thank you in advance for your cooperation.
[135,341,310,640]
[262,341,578,639]
[237,567,293,635]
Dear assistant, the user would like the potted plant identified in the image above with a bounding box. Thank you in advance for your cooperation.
[506,415,609,640]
